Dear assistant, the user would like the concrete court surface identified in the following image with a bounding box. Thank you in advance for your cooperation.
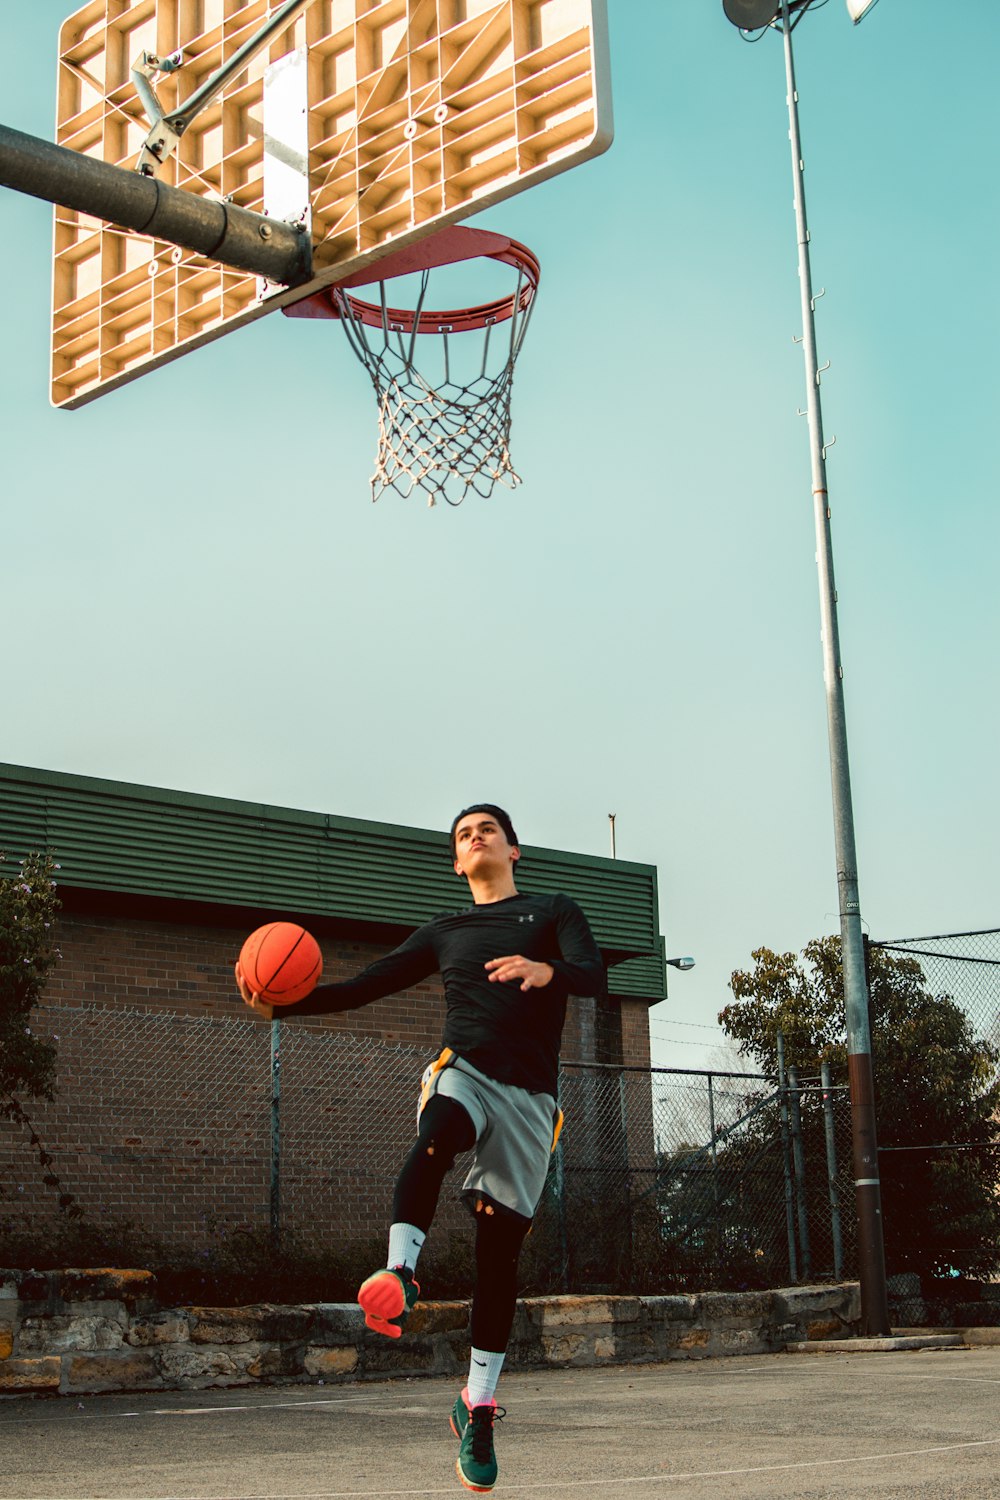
[2,1347,999,1500]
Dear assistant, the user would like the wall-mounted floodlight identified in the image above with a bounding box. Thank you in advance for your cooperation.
[846,0,881,20]
[666,957,696,972]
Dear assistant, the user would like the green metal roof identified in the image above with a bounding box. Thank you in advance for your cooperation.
[0,763,666,1000]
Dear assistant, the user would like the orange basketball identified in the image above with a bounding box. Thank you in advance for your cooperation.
[239,922,323,1005]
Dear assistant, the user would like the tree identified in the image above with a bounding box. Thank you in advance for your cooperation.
[0,851,61,1115]
[0,851,85,1224]
[720,936,1000,1282]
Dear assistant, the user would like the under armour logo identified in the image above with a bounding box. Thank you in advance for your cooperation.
[518,914,534,923]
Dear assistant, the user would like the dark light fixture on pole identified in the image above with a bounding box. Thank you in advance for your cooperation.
[721,0,891,1336]
[722,0,882,24]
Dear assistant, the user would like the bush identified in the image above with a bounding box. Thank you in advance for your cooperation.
[0,852,62,1115]
[0,1210,479,1308]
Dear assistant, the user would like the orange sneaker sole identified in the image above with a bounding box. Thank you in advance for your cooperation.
[455,1460,494,1493]
[357,1269,418,1340]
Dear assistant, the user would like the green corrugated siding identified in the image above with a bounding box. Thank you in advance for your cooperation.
[0,763,667,999]
[606,948,667,1000]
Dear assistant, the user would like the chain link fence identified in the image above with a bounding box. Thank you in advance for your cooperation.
[867,929,1000,1326]
[541,1064,856,1295]
[870,929,1000,1061]
[1,1002,856,1301]
[15,990,1000,1323]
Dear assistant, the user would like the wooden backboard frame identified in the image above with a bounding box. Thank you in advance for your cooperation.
[51,0,612,409]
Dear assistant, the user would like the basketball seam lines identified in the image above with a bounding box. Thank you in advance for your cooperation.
[253,926,320,998]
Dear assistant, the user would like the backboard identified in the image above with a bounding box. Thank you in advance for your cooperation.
[51,0,612,409]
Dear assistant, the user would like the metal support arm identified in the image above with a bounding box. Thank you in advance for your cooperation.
[0,122,312,286]
[133,0,314,176]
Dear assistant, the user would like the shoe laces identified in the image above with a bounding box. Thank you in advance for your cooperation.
[389,1266,418,1302]
[469,1405,505,1464]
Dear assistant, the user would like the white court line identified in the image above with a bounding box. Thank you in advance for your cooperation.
[22,1368,811,1429]
[27,1434,1000,1500]
[909,1374,1000,1385]
[0,1396,380,1427]
[143,1397,388,1416]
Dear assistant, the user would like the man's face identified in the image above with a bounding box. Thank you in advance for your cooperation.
[452,812,519,880]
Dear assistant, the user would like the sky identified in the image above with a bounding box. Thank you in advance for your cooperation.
[2,1,998,1073]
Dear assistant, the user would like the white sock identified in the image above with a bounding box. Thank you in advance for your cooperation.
[466,1347,505,1408]
[387,1222,425,1273]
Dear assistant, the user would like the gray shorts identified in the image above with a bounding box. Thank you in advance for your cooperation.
[419,1051,560,1221]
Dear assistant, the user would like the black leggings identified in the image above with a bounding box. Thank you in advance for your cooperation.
[392,1093,531,1353]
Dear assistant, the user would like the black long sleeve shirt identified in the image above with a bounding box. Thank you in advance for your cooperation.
[285,891,605,1096]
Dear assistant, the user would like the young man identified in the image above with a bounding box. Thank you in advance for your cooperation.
[236,803,604,1494]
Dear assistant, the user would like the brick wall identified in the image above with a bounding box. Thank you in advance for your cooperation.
[1,903,648,1257]
[43,909,448,1040]
[620,998,652,1071]
[42,906,605,1056]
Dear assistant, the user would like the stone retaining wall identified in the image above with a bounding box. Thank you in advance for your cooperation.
[0,1269,863,1398]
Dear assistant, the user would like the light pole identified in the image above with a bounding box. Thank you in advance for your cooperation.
[722,0,891,1335]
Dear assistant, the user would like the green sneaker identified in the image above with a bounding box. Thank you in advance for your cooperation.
[450,1388,503,1493]
[357,1266,419,1339]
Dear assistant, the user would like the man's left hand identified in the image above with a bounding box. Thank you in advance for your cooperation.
[485,955,554,992]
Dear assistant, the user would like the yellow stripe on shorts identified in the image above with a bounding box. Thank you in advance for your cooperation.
[417,1046,456,1120]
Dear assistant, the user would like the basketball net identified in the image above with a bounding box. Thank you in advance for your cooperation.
[335,272,534,507]
[285,229,540,508]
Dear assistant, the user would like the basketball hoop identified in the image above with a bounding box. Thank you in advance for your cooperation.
[284,226,540,507]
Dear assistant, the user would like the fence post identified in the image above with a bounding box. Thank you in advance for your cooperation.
[619,1071,633,1282]
[787,1066,812,1282]
[707,1073,722,1263]
[707,1074,720,1197]
[270,1016,281,1248]
[554,1134,569,1293]
[821,1061,844,1280]
[776,1033,798,1282]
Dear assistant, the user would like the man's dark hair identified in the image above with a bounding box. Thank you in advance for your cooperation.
[449,804,519,859]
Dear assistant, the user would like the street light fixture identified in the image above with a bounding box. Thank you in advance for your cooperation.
[666,957,696,972]
[721,0,891,1336]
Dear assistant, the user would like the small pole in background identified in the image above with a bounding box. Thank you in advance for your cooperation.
[618,1071,633,1283]
[270,1016,281,1248]
[776,1032,798,1282]
[608,813,616,859]
[821,1060,845,1280]
[707,1073,722,1266]
[788,1064,812,1282]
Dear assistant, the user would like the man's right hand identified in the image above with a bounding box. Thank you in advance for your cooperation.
[235,962,274,1020]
